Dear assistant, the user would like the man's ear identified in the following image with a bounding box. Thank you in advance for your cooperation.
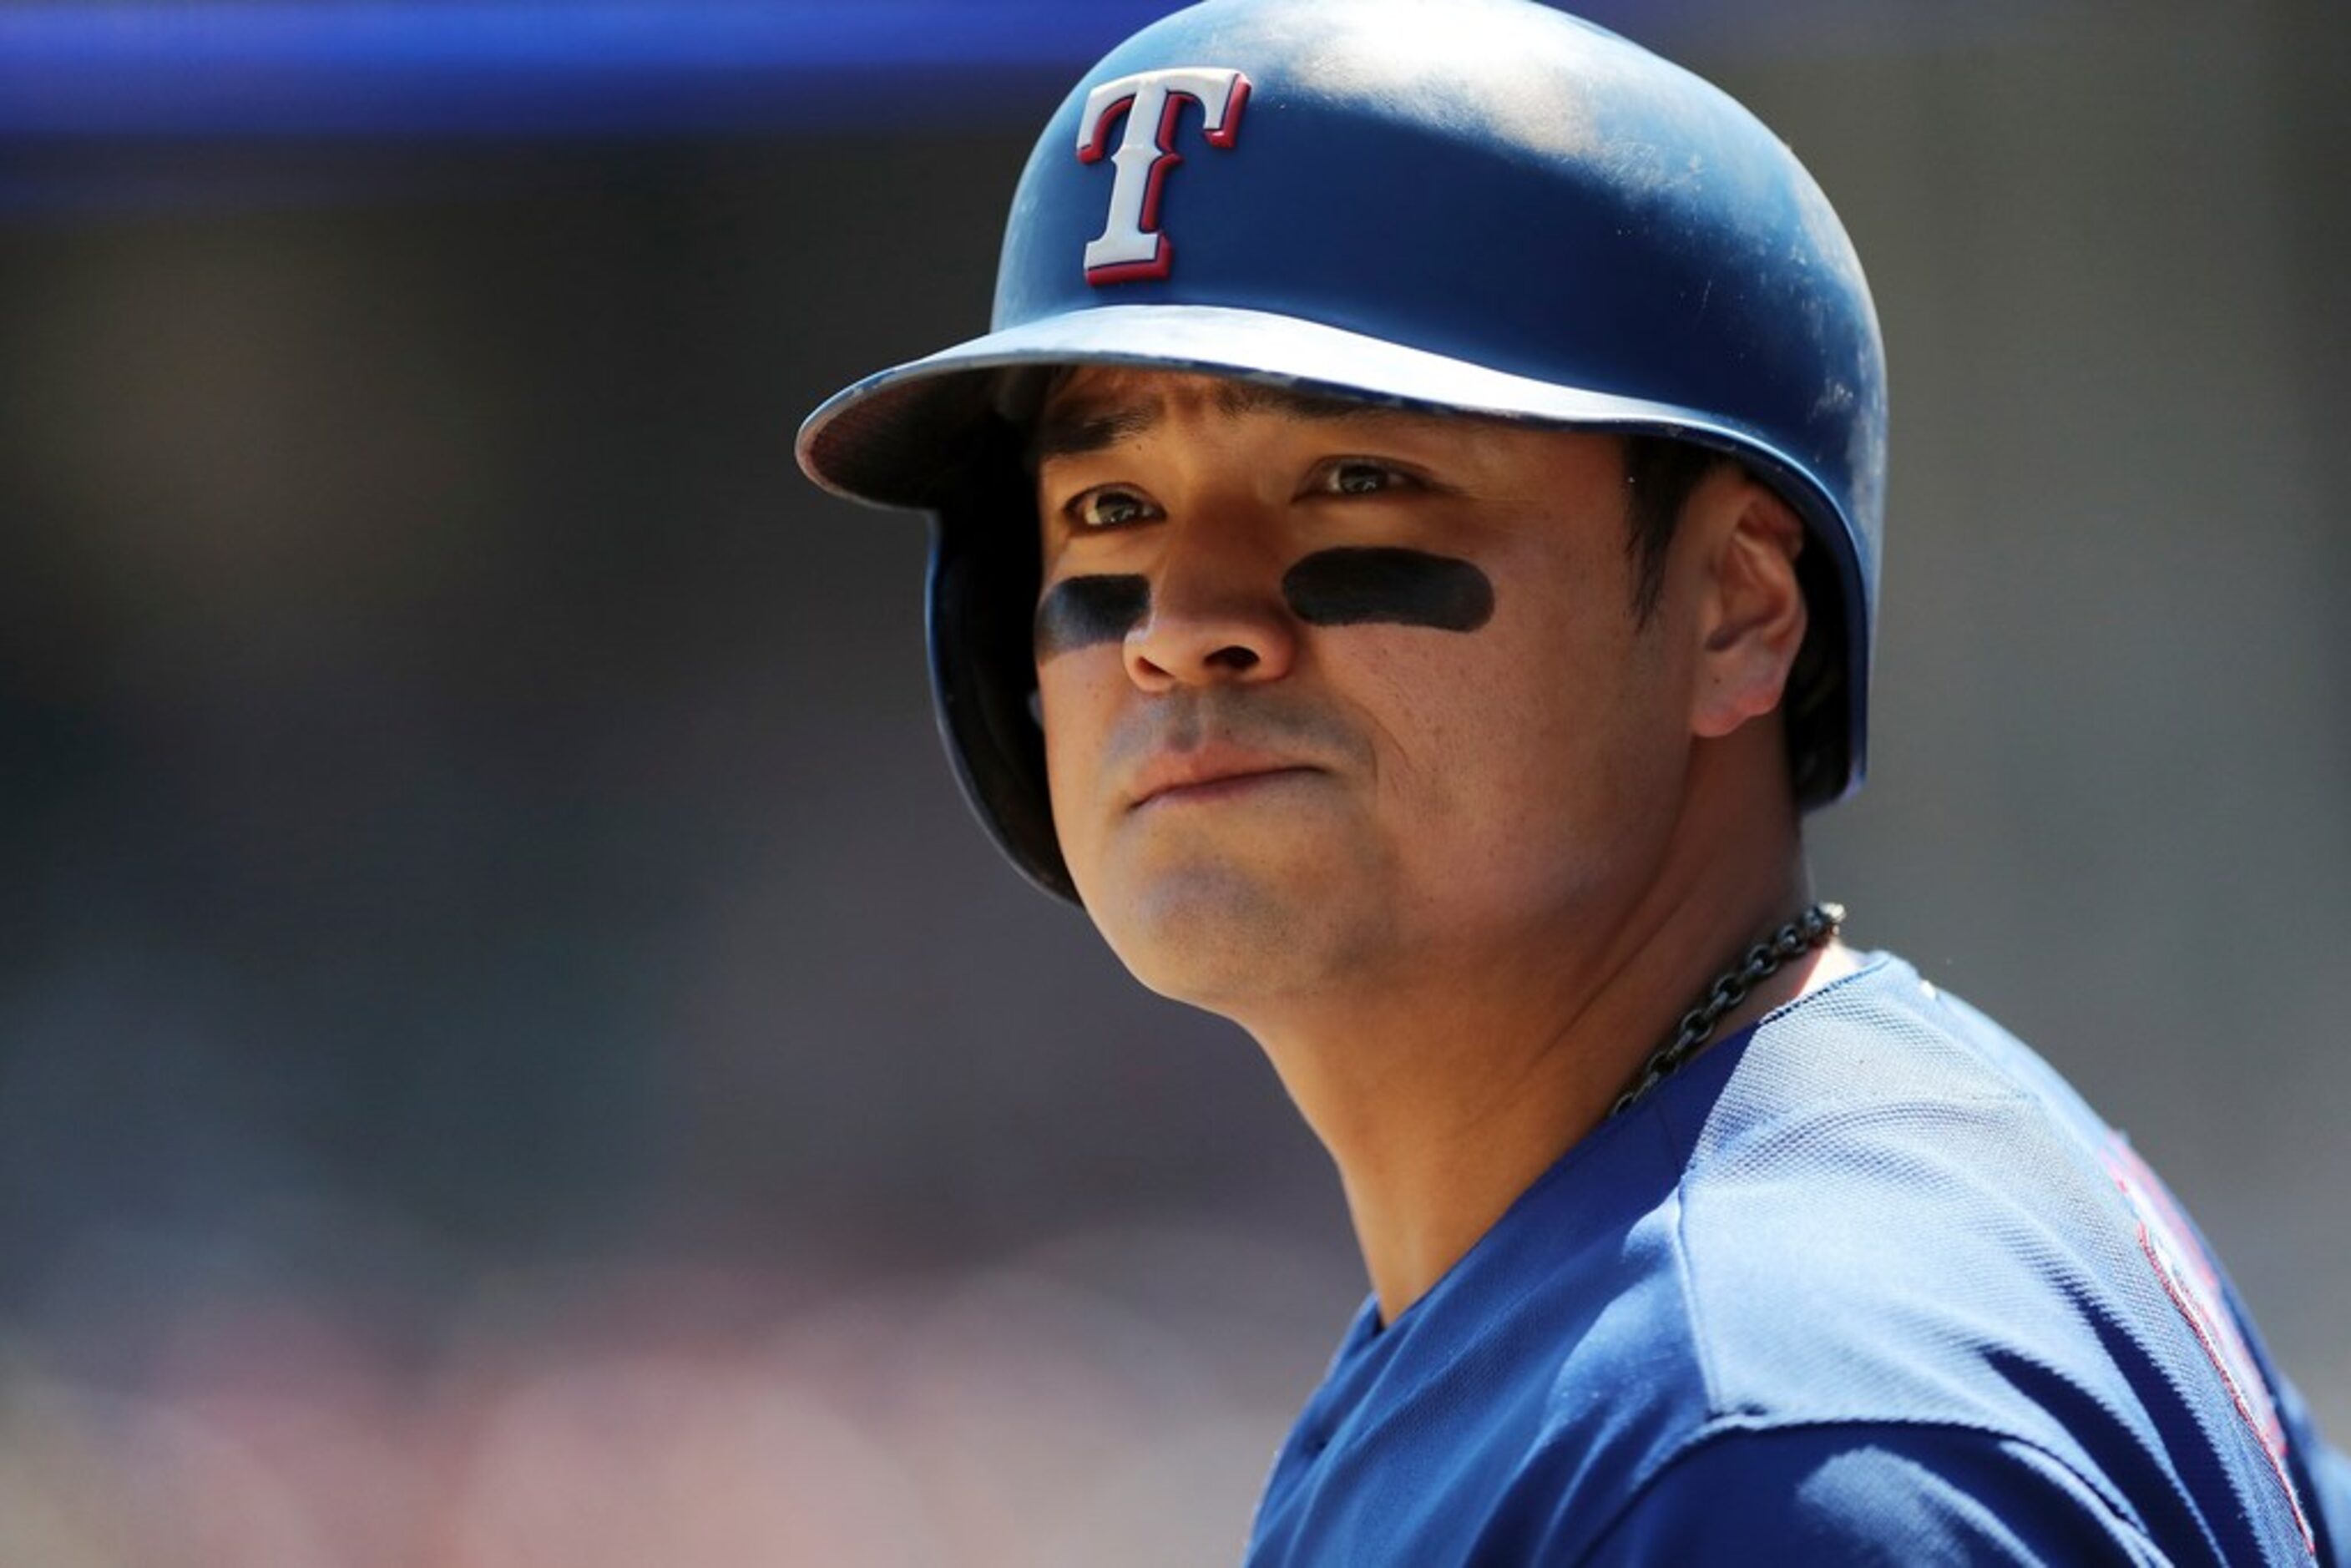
[1688,476,1808,741]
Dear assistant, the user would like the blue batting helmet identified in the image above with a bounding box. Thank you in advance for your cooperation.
[797,0,1888,905]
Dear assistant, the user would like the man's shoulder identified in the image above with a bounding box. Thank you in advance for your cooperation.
[1376,964,2086,1536]
[1635,957,2161,1442]
[1406,961,2111,1451]
[1543,954,2317,1564]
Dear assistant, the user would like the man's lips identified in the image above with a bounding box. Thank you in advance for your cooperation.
[1126,746,1321,810]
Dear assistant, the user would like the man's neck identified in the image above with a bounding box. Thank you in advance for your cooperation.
[1236,814,1835,1325]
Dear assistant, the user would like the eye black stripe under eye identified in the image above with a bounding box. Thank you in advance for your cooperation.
[1034,574,1150,660]
[1282,548,1494,631]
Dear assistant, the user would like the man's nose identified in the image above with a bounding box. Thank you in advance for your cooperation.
[1124,526,1297,691]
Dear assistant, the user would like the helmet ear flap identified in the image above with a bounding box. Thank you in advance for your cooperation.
[927,438,1081,904]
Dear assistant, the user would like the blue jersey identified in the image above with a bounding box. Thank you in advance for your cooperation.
[1248,955,2349,1565]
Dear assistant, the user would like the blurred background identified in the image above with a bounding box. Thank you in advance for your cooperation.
[1,1,2344,1561]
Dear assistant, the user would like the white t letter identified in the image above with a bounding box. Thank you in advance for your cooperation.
[1076,68,1251,284]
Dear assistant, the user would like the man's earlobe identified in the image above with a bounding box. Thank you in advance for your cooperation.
[1691,484,1809,740]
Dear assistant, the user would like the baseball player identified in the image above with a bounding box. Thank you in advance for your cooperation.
[797,0,2351,1560]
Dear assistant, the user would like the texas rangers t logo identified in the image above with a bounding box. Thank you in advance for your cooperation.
[1076,68,1251,285]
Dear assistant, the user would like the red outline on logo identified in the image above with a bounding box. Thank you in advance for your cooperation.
[1076,93,1135,164]
[1080,72,1251,287]
[2109,1142,2317,1555]
[1204,73,1250,148]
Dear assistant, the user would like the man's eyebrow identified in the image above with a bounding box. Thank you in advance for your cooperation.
[1026,382,1407,469]
[1028,402,1160,466]
[1212,382,1396,423]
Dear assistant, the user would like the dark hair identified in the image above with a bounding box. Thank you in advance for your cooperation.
[1620,434,1724,624]
[1620,435,1846,807]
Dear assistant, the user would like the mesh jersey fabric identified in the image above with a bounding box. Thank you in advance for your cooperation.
[1246,954,2348,1566]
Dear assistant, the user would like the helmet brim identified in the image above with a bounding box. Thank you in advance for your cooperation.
[797,303,1835,521]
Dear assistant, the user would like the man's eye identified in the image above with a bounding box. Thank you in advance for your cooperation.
[1317,459,1413,497]
[1069,486,1159,529]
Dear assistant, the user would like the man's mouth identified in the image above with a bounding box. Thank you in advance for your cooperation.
[1128,747,1320,811]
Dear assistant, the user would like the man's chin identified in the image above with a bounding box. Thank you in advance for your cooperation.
[1088,862,1341,1010]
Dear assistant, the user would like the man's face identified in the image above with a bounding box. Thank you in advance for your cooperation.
[1030,367,1699,1012]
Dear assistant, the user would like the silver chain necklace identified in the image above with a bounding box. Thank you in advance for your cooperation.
[1609,901,1846,1117]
